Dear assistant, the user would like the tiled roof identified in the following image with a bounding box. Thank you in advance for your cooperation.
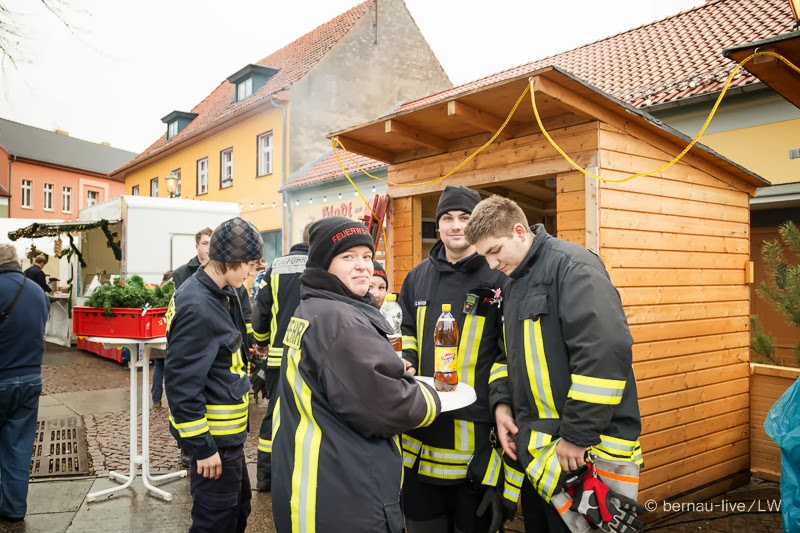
[0,118,137,177]
[282,149,386,191]
[396,0,795,114]
[115,0,373,175]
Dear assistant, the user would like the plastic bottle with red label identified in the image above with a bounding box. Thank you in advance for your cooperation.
[433,303,459,392]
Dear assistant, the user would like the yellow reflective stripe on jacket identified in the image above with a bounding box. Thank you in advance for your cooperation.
[454,419,475,452]
[415,383,438,429]
[206,399,249,420]
[592,434,644,466]
[489,363,508,384]
[458,314,484,388]
[286,345,321,533]
[401,435,422,469]
[169,415,209,438]
[258,437,272,453]
[208,416,248,436]
[270,273,280,348]
[401,336,418,351]
[416,304,427,368]
[166,296,176,332]
[524,318,558,419]
[420,445,473,465]
[230,348,246,378]
[254,330,270,343]
[481,448,503,487]
[418,462,468,480]
[525,439,562,503]
[568,374,626,405]
[246,322,254,335]
[419,444,471,479]
[272,397,281,445]
[258,279,268,289]
[267,347,284,368]
[503,461,524,504]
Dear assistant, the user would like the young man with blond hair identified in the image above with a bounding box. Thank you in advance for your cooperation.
[465,195,644,533]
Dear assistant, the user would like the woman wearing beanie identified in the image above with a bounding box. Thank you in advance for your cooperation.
[272,216,442,533]
[370,259,388,307]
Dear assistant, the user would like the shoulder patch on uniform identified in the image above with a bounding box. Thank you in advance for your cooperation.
[271,255,308,275]
[165,296,176,331]
[283,317,310,349]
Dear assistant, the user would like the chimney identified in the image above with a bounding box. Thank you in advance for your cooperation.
[101,142,111,147]
[55,129,70,136]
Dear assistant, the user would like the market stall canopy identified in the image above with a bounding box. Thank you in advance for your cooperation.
[724,30,800,109]
[328,66,768,190]
[8,220,121,241]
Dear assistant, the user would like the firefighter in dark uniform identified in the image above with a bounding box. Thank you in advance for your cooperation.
[465,196,645,533]
[272,217,442,533]
[165,217,263,533]
[398,186,509,533]
[252,224,310,491]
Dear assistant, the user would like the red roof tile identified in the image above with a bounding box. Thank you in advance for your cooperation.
[116,0,373,175]
[282,150,386,191]
[396,0,795,114]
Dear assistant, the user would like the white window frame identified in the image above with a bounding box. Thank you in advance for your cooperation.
[150,177,158,197]
[43,183,54,211]
[220,149,233,188]
[21,179,32,209]
[237,77,253,101]
[131,185,139,196]
[62,186,72,213]
[87,190,99,207]
[168,121,179,139]
[197,158,208,195]
[257,132,273,176]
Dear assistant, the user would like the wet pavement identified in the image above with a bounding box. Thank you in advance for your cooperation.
[0,343,784,532]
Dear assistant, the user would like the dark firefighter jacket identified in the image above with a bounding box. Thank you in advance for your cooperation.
[489,224,642,503]
[272,267,442,533]
[253,243,308,368]
[165,267,251,460]
[170,255,253,341]
[398,240,508,486]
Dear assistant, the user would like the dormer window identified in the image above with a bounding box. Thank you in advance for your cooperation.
[237,78,253,101]
[227,64,280,104]
[161,110,199,140]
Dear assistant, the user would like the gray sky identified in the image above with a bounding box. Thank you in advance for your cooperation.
[0,0,703,153]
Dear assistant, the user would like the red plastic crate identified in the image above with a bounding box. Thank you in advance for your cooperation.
[72,307,168,339]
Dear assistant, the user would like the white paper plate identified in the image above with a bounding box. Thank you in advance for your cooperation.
[415,376,477,412]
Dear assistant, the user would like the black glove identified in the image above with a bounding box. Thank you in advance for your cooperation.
[249,357,268,398]
[568,464,645,533]
[477,486,516,533]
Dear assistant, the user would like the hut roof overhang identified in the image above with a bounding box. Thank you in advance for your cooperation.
[329,66,769,190]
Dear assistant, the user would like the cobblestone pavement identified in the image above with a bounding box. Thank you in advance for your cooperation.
[17,343,785,533]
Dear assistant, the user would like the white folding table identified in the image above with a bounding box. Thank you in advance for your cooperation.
[85,336,187,502]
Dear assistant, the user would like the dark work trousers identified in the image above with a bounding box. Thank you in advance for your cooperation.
[520,477,571,533]
[256,368,280,487]
[402,463,492,533]
[189,445,251,533]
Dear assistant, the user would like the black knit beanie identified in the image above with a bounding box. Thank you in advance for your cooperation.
[209,217,264,262]
[308,217,375,270]
[372,260,387,281]
[436,185,481,227]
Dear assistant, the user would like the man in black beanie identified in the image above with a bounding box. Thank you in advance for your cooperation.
[398,186,511,532]
[165,217,262,533]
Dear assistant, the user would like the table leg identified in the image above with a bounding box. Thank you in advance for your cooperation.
[87,343,138,501]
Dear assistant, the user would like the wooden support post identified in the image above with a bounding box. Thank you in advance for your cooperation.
[447,101,514,138]
[384,120,449,152]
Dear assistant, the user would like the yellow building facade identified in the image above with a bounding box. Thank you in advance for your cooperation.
[124,108,286,232]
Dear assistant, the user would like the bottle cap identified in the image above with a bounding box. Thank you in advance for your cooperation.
[442,303,451,312]
[385,293,397,301]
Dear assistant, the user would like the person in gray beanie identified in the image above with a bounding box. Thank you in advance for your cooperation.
[272,216,442,532]
[165,217,262,533]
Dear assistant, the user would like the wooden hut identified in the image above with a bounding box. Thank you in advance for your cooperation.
[330,66,769,503]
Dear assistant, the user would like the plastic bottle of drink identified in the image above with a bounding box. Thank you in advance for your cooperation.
[433,303,459,392]
[380,293,403,357]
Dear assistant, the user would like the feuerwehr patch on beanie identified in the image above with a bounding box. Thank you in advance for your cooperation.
[308,216,375,270]
[209,217,264,262]
[372,260,387,281]
[436,185,481,226]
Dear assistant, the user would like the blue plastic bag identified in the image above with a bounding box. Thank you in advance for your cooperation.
[764,376,800,533]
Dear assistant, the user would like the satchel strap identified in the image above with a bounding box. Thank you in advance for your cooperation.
[0,274,28,325]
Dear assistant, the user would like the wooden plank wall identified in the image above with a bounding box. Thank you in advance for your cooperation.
[556,171,586,245]
[750,364,800,481]
[597,122,754,503]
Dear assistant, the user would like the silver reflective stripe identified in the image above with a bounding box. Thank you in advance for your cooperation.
[418,463,468,478]
[290,346,317,533]
[528,320,557,419]
[531,431,551,450]
[505,468,524,487]
[570,382,624,400]
[206,406,248,417]
[599,437,636,453]
[460,315,479,386]
[484,451,501,485]
[456,420,470,451]
[420,447,473,463]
